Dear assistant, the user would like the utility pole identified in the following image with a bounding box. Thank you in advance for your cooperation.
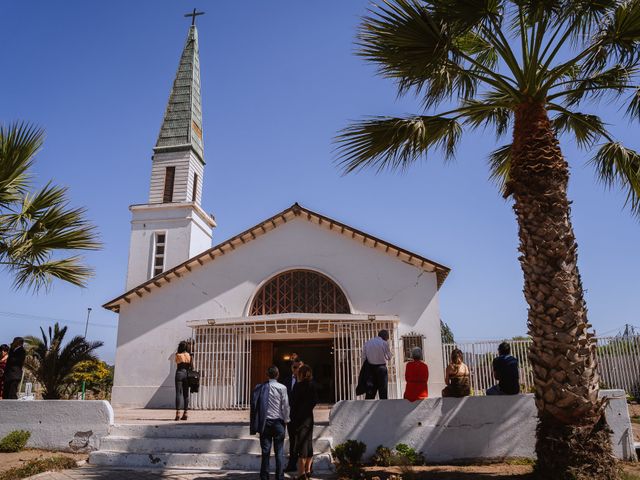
[82,307,92,400]
[84,307,92,338]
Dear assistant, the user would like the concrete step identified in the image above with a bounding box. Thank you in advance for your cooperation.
[109,422,331,439]
[89,451,333,471]
[100,436,332,454]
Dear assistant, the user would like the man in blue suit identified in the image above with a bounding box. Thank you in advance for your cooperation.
[251,365,290,480]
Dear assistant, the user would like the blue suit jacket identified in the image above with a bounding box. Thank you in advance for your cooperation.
[250,382,270,435]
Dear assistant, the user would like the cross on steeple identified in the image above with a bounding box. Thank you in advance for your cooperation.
[184,8,205,26]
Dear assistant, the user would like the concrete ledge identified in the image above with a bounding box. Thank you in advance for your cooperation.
[330,390,636,462]
[0,400,114,452]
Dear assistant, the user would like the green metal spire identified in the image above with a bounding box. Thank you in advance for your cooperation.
[154,25,204,163]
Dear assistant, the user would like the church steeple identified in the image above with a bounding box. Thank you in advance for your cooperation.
[148,20,208,206]
[126,16,215,290]
[154,24,204,163]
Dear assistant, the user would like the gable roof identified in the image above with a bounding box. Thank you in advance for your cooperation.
[103,203,451,312]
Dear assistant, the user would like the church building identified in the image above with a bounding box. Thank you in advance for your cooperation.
[104,21,451,409]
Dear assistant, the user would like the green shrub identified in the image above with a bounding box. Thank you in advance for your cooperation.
[371,445,393,466]
[331,440,367,478]
[394,443,425,466]
[0,430,31,453]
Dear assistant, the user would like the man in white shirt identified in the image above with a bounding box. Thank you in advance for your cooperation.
[250,365,290,480]
[362,329,392,399]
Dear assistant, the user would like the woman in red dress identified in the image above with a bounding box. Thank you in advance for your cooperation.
[403,347,429,401]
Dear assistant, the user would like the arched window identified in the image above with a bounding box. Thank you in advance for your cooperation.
[250,269,350,315]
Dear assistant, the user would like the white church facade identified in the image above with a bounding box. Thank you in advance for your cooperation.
[104,21,451,409]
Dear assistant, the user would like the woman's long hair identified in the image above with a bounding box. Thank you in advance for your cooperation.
[450,348,464,374]
[177,341,188,354]
[297,364,313,382]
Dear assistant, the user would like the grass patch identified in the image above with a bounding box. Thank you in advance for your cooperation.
[504,458,535,466]
[630,416,640,424]
[0,431,30,453]
[0,456,77,480]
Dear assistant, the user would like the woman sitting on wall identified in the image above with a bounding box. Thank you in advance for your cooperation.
[442,348,471,397]
[174,341,192,421]
[403,346,429,401]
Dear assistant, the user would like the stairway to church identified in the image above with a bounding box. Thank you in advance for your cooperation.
[89,422,333,471]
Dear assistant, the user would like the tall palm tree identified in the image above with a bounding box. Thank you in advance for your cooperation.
[25,323,103,399]
[0,122,101,291]
[336,1,640,478]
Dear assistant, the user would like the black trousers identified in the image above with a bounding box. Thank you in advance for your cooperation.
[365,364,388,399]
[286,421,298,468]
[2,379,19,399]
[175,369,189,410]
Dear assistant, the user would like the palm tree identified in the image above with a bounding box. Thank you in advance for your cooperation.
[335,1,640,478]
[25,323,104,400]
[0,122,101,291]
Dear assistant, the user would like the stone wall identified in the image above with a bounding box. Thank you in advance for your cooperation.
[330,390,637,462]
[0,400,114,452]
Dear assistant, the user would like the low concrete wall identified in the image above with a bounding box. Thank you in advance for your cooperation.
[330,390,636,462]
[0,400,114,452]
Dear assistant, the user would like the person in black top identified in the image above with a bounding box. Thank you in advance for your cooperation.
[282,357,303,472]
[290,364,318,480]
[174,341,192,420]
[3,337,26,399]
[486,342,520,395]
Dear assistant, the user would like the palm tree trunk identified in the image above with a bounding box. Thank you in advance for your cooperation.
[507,102,618,479]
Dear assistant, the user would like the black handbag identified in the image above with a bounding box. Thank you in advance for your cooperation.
[187,369,200,393]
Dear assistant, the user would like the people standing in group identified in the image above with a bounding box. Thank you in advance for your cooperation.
[403,346,429,401]
[0,344,9,398]
[487,342,520,395]
[442,348,471,398]
[290,364,318,480]
[174,341,192,421]
[362,329,392,399]
[282,357,303,472]
[2,337,26,399]
[250,365,290,480]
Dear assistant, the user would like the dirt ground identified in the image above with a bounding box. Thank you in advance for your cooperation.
[364,463,640,479]
[0,449,86,473]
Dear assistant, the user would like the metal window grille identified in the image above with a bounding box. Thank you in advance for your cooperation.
[402,333,425,361]
[250,270,350,316]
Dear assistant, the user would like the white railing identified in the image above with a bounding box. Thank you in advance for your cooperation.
[442,335,640,397]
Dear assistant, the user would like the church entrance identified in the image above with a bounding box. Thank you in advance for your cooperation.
[249,340,334,403]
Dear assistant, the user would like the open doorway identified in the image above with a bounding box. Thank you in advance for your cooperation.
[251,339,334,403]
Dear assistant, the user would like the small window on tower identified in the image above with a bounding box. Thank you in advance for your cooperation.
[163,167,175,203]
[152,233,166,277]
[192,174,198,202]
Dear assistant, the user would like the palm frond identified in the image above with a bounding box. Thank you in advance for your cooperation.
[626,86,640,120]
[336,115,462,173]
[590,141,640,216]
[552,64,635,105]
[550,107,610,147]
[10,256,94,291]
[0,122,43,207]
[588,0,640,69]
[488,143,512,196]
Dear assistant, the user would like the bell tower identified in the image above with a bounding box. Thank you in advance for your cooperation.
[125,15,216,290]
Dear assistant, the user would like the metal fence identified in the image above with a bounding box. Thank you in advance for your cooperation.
[442,335,640,398]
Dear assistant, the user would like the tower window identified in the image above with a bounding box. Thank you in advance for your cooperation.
[192,174,199,202]
[152,233,166,277]
[163,167,175,203]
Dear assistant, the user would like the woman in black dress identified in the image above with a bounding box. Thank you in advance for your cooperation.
[290,364,318,479]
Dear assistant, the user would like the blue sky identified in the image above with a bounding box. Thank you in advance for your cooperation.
[1,1,639,364]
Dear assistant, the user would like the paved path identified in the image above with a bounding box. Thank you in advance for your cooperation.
[30,467,333,480]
